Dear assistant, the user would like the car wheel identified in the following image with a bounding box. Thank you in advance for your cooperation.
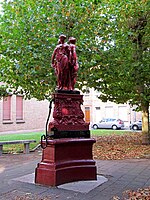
[132,125,139,130]
[112,125,117,130]
[93,124,98,129]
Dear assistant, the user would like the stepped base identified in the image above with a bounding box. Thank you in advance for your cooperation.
[35,138,97,186]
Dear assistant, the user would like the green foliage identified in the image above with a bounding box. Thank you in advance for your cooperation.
[0,0,150,111]
[0,0,102,100]
[1,0,57,100]
[86,0,150,110]
[0,85,8,99]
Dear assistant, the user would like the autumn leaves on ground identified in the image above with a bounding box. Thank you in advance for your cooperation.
[93,132,150,160]
[93,132,150,200]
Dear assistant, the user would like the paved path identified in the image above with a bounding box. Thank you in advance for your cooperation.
[0,151,150,200]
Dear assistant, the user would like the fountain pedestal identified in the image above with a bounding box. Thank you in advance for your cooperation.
[35,91,97,186]
[35,138,96,186]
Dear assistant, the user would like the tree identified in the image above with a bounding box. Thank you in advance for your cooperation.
[0,0,150,143]
[0,0,102,99]
[86,0,150,144]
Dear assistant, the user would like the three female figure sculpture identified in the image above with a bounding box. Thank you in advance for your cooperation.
[51,35,79,91]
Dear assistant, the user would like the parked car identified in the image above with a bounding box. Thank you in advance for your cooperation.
[130,120,142,130]
[92,118,124,130]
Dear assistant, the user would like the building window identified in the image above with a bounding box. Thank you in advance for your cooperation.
[3,96,11,121]
[16,96,23,120]
[95,107,101,122]
[105,106,113,118]
[118,106,128,121]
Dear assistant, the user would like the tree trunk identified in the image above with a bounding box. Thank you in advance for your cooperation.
[141,101,150,144]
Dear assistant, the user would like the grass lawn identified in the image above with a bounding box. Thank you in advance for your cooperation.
[0,130,130,154]
[91,129,131,136]
[0,132,43,153]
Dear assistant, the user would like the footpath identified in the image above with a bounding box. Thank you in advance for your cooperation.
[0,149,150,200]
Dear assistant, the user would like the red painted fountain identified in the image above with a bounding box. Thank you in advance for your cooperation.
[35,35,97,186]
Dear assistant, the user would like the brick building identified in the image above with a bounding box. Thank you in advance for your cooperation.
[0,88,142,133]
[0,95,49,133]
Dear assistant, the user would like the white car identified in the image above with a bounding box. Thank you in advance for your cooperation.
[130,120,142,130]
[92,118,124,130]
